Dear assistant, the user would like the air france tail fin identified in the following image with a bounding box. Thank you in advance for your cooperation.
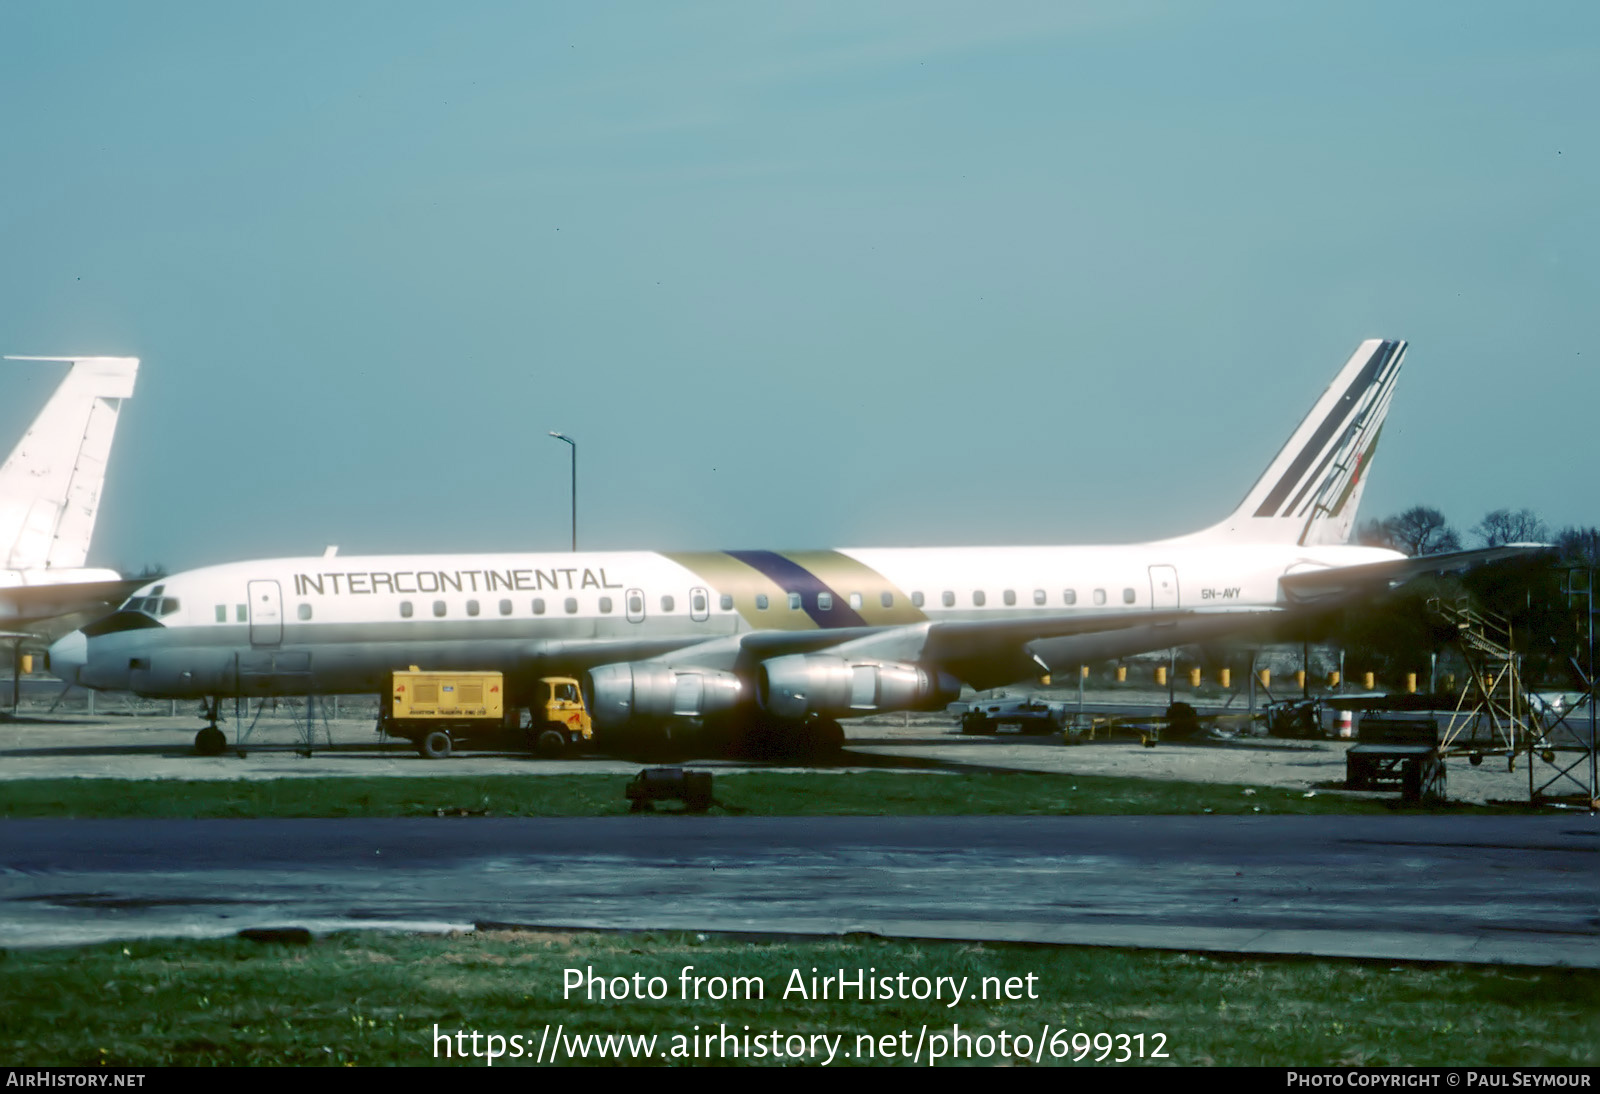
[0,356,139,571]
[1189,339,1404,547]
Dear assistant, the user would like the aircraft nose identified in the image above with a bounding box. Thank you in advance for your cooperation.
[47,630,87,685]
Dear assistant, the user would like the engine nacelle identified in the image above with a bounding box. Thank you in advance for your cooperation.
[758,655,960,720]
[588,662,744,731]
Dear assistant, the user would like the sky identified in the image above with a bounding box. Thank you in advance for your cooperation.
[1,2,1594,572]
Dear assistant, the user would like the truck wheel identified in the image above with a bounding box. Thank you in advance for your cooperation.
[536,728,567,759]
[960,713,995,735]
[195,726,227,756]
[419,730,452,759]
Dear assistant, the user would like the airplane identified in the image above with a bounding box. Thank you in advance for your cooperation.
[49,339,1537,756]
[1,356,142,663]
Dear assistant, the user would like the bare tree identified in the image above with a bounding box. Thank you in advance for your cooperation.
[1361,506,1462,556]
[1556,526,1600,568]
[1471,508,1550,547]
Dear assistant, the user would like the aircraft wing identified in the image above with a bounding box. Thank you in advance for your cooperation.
[844,608,1287,690]
[631,607,1287,693]
[1279,544,1552,603]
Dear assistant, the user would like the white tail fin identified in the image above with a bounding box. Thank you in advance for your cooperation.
[1189,339,1404,546]
[0,356,139,571]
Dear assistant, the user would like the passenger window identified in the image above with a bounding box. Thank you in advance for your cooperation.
[973,590,986,607]
[692,591,707,614]
[1033,589,1046,606]
[1003,590,1016,606]
[848,592,863,610]
[297,604,312,621]
[818,592,833,610]
[720,594,733,611]
[564,597,578,614]
[215,605,226,623]
[912,591,925,608]
[1093,589,1107,606]
[788,592,801,611]
[1123,587,1136,604]
[533,598,546,615]
[499,599,512,616]
[466,599,480,617]
[599,596,613,613]
[629,594,644,615]
[881,592,893,608]
[755,594,769,610]
[1064,590,1077,606]
[661,595,675,612]
[941,591,955,607]
[433,600,447,617]
[236,604,247,622]
[400,601,413,618]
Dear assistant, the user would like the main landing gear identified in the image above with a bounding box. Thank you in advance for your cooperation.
[194,697,227,756]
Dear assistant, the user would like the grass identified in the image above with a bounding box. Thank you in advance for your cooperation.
[0,770,1539,819]
[2,929,1594,1066]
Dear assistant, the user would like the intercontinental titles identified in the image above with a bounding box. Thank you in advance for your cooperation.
[292,568,625,597]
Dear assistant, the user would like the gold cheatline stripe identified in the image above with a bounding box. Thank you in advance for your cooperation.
[661,551,818,631]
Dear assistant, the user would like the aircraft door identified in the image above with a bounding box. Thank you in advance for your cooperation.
[1148,565,1179,610]
[626,588,646,624]
[690,586,710,622]
[247,579,283,646]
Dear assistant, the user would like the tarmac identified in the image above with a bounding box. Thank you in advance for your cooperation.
[3,687,1594,965]
[2,814,1595,967]
[0,691,1575,806]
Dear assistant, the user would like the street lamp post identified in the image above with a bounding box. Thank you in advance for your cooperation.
[548,432,576,552]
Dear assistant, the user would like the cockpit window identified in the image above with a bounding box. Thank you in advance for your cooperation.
[159,598,180,616]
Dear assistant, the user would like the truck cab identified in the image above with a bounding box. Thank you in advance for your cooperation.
[531,675,593,757]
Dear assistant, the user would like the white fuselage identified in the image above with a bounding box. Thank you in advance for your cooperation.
[64,540,1401,701]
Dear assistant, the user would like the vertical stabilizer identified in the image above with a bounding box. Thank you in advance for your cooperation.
[1189,339,1404,546]
[0,356,139,570]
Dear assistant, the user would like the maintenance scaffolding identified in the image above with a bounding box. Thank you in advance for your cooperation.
[1428,566,1597,808]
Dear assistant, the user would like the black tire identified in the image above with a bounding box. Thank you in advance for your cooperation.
[419,730,452,759]
[808,718,845,755]
[536,728,567,759]
[195,726,227,756]
[960,712,995,735]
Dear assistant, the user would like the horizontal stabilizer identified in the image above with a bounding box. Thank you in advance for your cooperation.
[1279,544,1553,602]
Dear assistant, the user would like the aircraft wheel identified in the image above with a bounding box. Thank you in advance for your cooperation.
[536,728,568,759]
[807,717,845,755]
[195,726,227,756]
[419,730,453,759]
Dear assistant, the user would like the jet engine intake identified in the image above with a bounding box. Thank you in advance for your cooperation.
[588,662,743,731]
[758,654,959,720]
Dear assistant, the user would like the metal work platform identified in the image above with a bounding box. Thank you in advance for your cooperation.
[1428,570,1596,808]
